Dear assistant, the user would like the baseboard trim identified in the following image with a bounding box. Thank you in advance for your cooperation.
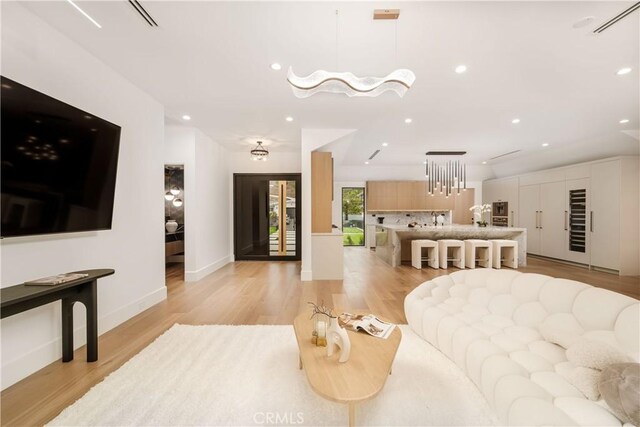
[1,285,167,391]
[301,270,312,282]
[185,255,231,282]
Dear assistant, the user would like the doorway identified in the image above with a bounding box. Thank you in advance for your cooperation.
[341,187,365,246]
[233,174,301,260]
[165,165,185,286]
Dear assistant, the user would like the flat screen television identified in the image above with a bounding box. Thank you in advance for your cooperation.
[1,76,121,238]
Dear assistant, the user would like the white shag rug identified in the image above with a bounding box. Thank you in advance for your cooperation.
[49,325,498,426]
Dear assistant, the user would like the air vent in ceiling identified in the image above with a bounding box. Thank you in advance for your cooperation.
[490,150,521,161]
[424,151,467,156]
[593,2,640,33]
[368,150,381,160]
[129,0,158,27]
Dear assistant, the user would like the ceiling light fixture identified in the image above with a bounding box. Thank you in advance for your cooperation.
[512,118,521,124]
[616,67,632,75]
[66,0,102,28]
[619,119,630,124]
[164,192,175,201]
[542,143,549,147]
[285,116,293,122]
[382,142,389,147]
[405,118,412,124]
[482,161,487,165]
[250,141,269,161]
[425,156,467,196]
[455,65,467,74]
[182,115,191,121]
[364,161,370,165]
[172,198,183,207]
[270,63,282,71]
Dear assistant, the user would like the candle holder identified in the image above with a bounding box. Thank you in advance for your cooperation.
[308,301,333,347]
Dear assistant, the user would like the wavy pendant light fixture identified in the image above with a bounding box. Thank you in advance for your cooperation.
[287,9,415,98]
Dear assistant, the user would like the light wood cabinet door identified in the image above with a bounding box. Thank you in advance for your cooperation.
[540,181,566,260]
[396,181,428,210]
[519,184,541,255]
[590,160,620,270]
[452,189,475,224]
[366,181,398,211]
[426,192,455,210]
[311,152,333,233]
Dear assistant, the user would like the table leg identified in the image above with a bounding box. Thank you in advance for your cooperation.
[83,281,98,362]
[61,298,74,362]
[299,355,303,370]
[348,403,356,427]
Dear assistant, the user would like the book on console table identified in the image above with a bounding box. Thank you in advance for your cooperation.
[339,313,396,339]
[24,273,89,286]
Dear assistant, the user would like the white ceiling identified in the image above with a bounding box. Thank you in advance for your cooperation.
[17,1,640,175]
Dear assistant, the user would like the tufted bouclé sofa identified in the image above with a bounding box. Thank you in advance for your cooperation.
[404,269,639,426]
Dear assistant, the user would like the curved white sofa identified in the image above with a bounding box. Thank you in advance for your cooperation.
[404,269,639,426]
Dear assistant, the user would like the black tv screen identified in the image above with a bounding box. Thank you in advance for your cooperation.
[1,76,121,238]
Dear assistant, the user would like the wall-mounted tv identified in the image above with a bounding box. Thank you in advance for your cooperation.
[1,76,121,238]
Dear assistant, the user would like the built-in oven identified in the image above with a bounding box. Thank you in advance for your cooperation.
[492,201,509,227]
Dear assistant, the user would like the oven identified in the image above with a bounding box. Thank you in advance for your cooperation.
[492,201,509,227]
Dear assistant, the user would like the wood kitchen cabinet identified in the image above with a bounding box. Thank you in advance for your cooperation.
[366,181,398,211]
[452,189,475,224]
[426,192,454,210]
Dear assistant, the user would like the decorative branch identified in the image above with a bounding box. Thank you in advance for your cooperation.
[308,301,335,319]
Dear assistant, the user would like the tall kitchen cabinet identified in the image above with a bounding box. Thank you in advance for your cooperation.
[482,177,519,226]
[590,158,640,275]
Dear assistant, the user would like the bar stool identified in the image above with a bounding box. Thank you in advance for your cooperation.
[411,240,439,269]
[438,239,465,269]
[490,239,518,269]
[464,239,493,269]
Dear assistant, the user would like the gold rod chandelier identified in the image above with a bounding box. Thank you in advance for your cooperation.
[426,159,466,197]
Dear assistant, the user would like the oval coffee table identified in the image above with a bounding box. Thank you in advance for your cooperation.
[293,312,402,427]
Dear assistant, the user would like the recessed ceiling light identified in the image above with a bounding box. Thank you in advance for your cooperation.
[404,118,412,124]
[455,65,467,74]
[422,160,427,165]
[66,0,102,29]
[512,118,520,124]
[364,161,370,165]
[482,161,487,165]
[572,16,594,29]
[616,67,632,76]
[182,115,191,121]
[382,142,389,147]
[270,63,282,71]
[542,143,549,147]
[285,116,293,122]
[619,119,629,124]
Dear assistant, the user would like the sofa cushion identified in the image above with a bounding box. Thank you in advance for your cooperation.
[554,397,623,426]
[567,338,633,370]
[508,397,578,426]
[528,340,567,364]
[569,366,602,401]
[573,288,636,332]
[530,371,583,398]
[539,312,584,349]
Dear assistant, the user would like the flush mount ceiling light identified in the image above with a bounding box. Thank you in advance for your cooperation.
[270,63,282,71]
[482,161,487,164]
[617,67,632,75]
[620,119,630,124]
[182,115,191,121]
[287,68,416,98]
[542,143,550,147]
[364,161,370,165]
[285,116,293,122]
[250,141,269,161]
[382,142,389,147]
[512,118,521,124]
[405,118,413,124]
[455,65,467,74]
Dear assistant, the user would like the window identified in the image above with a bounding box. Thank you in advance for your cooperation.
[341,187,365,246]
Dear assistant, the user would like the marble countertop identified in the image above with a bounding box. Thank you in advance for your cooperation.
[377,224,527,232]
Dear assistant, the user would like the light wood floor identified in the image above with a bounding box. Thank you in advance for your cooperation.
[1,249,638,426]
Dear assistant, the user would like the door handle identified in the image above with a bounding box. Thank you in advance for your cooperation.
[511,211,514,227]
[564,210,568,231]
[535,211,538,229]
[590,211,593,232]
[539,210,543,229]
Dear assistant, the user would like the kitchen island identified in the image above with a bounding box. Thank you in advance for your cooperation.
[375,224,527,267]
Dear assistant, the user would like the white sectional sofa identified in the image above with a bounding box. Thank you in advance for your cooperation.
[404,269,639,426]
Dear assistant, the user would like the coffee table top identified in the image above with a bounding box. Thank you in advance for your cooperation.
[293,311,402,404]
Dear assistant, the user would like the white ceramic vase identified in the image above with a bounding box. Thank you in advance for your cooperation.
[165,220,178,233]
[327,317,351,363]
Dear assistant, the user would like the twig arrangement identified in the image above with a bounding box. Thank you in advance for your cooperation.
[308,301,335,319]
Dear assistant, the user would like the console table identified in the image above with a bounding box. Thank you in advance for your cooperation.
[0,269,114,362]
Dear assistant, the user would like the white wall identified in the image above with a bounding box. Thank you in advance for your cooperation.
[165,127,232,281]
[0,3,166,389]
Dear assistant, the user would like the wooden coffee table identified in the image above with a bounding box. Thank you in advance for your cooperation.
[293,312,402,427]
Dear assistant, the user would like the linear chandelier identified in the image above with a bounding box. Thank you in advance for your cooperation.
[425,159,467,197]
[287,67,416,98]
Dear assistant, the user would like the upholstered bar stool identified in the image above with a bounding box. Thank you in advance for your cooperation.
[464,239,493,269]
[490,239,518,269]
[411,240,439,269]
[438,239,465,269]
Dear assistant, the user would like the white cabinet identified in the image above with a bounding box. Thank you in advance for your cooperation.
[519,185,541,255]
[590,161,620,271]
[540,181,567,260]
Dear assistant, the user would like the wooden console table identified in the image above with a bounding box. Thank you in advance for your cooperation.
[0,269,114,362]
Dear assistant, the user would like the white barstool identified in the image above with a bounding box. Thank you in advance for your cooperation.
[411,240,439,269]
[438,239,465,269]
[464,239,493,269]
[490,239,518,269]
